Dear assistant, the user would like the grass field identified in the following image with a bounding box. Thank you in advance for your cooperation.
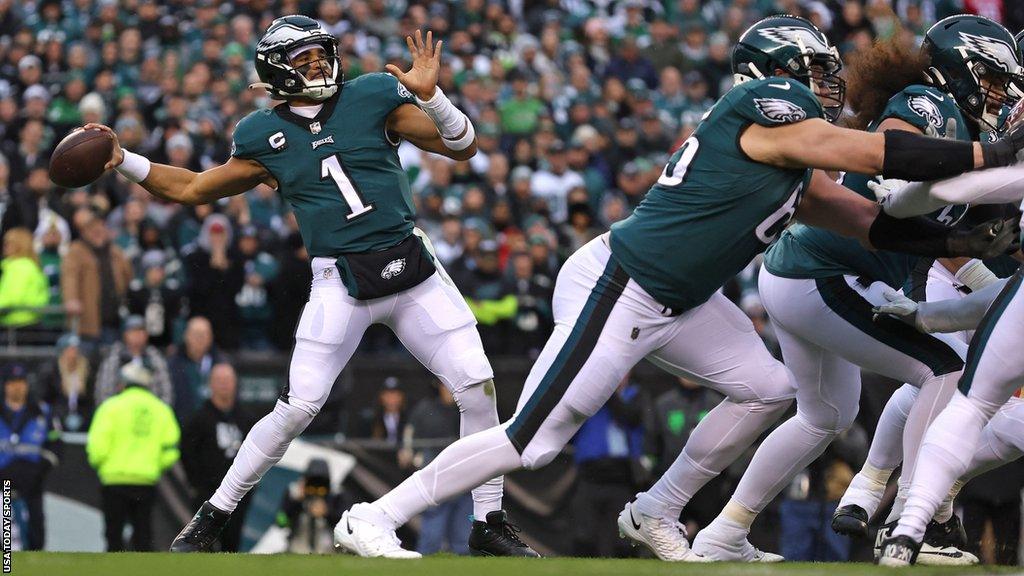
[12,553,1024,576]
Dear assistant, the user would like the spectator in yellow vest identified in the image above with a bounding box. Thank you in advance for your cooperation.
[0,228,48,327]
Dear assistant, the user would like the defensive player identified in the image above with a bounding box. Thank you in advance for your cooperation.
[88,16,536,558]
[335,14,1024,560]
[691,15,1024,564]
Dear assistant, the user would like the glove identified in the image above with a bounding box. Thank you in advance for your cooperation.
[980,120,1024,168]
[872,288,921,329]
[867,175,909,202]
[945,216,1021,259]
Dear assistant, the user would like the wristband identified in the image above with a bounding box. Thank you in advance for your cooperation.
[115,150,152,183]
[955,259,1000,291]
[416,87,474,143]
[441,119,475,151]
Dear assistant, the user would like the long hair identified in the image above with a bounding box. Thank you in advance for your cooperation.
[845,35,931,130]
[3,228,39,265]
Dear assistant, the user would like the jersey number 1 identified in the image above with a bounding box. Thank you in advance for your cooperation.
[321,155,374,220]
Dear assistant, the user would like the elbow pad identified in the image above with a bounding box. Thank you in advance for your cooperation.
[882,130,973,181]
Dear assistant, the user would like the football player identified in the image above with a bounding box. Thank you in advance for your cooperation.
[87,16,537,558]
[334,14,1024,560]
[691,15,1024,564]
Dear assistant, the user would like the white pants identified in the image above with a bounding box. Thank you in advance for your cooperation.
[210,255,502,518]
[722,270,966,514]
[372,234,795,526]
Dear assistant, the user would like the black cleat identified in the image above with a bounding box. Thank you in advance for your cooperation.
[467,510,541,557]
[877,535,921,567]
[831,504,870,539]
[170,501,231,552]
[924,515,968,549]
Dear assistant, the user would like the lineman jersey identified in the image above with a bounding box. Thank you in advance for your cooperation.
[763,85,969,288]
[231,73,417,257]
[611,77,821,312]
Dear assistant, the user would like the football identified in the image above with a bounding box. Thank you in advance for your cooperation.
[47,128,114,188]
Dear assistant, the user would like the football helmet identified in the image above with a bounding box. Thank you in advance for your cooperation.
[732,15,845,123]
[923,15,1024,132]
[251,15,341,101]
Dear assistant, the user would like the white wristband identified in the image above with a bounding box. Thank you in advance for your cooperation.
[954,258,1000,291]
[415,87,474,145]
[441,120,475,151]
[115,150,152,183]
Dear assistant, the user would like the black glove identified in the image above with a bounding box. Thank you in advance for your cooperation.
[946,216,1021,259]
[980,122,1024,168]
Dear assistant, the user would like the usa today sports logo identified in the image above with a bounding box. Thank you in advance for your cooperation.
[2,479,9,572]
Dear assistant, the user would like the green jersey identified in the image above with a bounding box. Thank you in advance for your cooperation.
[763,85,969,288]
[611,77,821,311]
[231,72,417,257]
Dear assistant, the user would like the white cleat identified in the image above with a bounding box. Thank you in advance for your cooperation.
[334,506,421,559]
[617,501,710,562]
[692,519,785,562]
[873,522,977,566]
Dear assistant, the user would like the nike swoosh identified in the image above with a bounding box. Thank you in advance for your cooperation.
[629,508,642,530]
[923,89,945,101]
[347,518,354,535]
[921,550,964,558]
[768,82,791,90]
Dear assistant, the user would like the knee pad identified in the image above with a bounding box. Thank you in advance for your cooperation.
[271,399,316,440]
[731,361,797,405]
[441,341,495,393]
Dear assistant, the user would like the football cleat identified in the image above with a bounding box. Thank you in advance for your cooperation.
[333,505,421,559]
[874,520,977,566]
[831,504,870,539]
[692,518,784,563]
[877,535,921,567]
[467,510,541,557]
[170,501,231,552]
[617,501,710,562]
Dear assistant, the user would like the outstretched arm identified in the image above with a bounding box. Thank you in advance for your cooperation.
[86,123,272,206]
[875,165,1024,218]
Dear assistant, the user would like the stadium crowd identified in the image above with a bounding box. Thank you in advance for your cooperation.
[1,0,1024,560]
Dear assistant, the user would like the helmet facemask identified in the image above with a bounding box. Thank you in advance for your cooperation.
[971,61,1024,131]
[793,47,846,124]
[251,19,343,102]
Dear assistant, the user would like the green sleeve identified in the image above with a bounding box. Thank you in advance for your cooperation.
[877,86,964,139]
[365,72,417,112]
[734,78,824,127]
[231,110,275,160]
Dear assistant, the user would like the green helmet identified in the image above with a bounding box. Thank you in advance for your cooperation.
[923,15,1024,132]
[251,15,341,101]
[732,15,844,122]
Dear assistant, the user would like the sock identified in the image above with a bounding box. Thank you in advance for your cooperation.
[375,426,522,528]
[838,463,894,518]
[720,499,757,532]
[933,480,964,524]
[635,398,789,520]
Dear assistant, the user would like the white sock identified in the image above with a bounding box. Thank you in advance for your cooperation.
[933,480,964,524]
[838,463,893,518]
[717,499,757,532]
[635,398,789,520]
[375,426,522,528]
[893,394,988,541]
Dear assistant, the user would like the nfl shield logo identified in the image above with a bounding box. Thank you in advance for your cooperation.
[310,121,321,134]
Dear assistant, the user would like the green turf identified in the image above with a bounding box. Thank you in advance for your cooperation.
[11,553,1024,576]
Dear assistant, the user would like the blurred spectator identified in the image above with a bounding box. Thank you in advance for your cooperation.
[126,250,183,350]
[183,214,244,350]
[959,460,1024,564]
[0,363,61,551]
[277,458,346,554]
[570,375,648,558]
[353,376,407,444]
[507,250,553,356]
[0,227,48,328]
[94,315,173,406]
[529,140,584,223]
[1,163,56,240]
[87,363,179,552]
[268,232,311,350]
[39,333,92,433]
[180,363,256,552]
[35,213,68,331]
[61,213,132,346]
[454,239,517,351]
[169,316,225,420]
[399,381,473,555]
[235,226,278,350]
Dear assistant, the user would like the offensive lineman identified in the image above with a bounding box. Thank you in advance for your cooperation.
[87,16,536,558]
[335,15,1024,560]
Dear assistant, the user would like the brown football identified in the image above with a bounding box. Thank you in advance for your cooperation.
[48,128,114,188]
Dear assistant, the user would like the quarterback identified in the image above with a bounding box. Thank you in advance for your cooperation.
[335,15,1024,560]
[87,16,536,558]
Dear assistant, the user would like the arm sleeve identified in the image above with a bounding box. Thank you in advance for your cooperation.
[734,78,825,127]
[230,111,270,161]
[917,278,1009,333]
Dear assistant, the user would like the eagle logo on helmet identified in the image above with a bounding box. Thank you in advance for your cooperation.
[381,258,407,280]
[907,95,944,128]
[757,26,830,53]
[754,98,807,123]
[957,32,1020,73]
